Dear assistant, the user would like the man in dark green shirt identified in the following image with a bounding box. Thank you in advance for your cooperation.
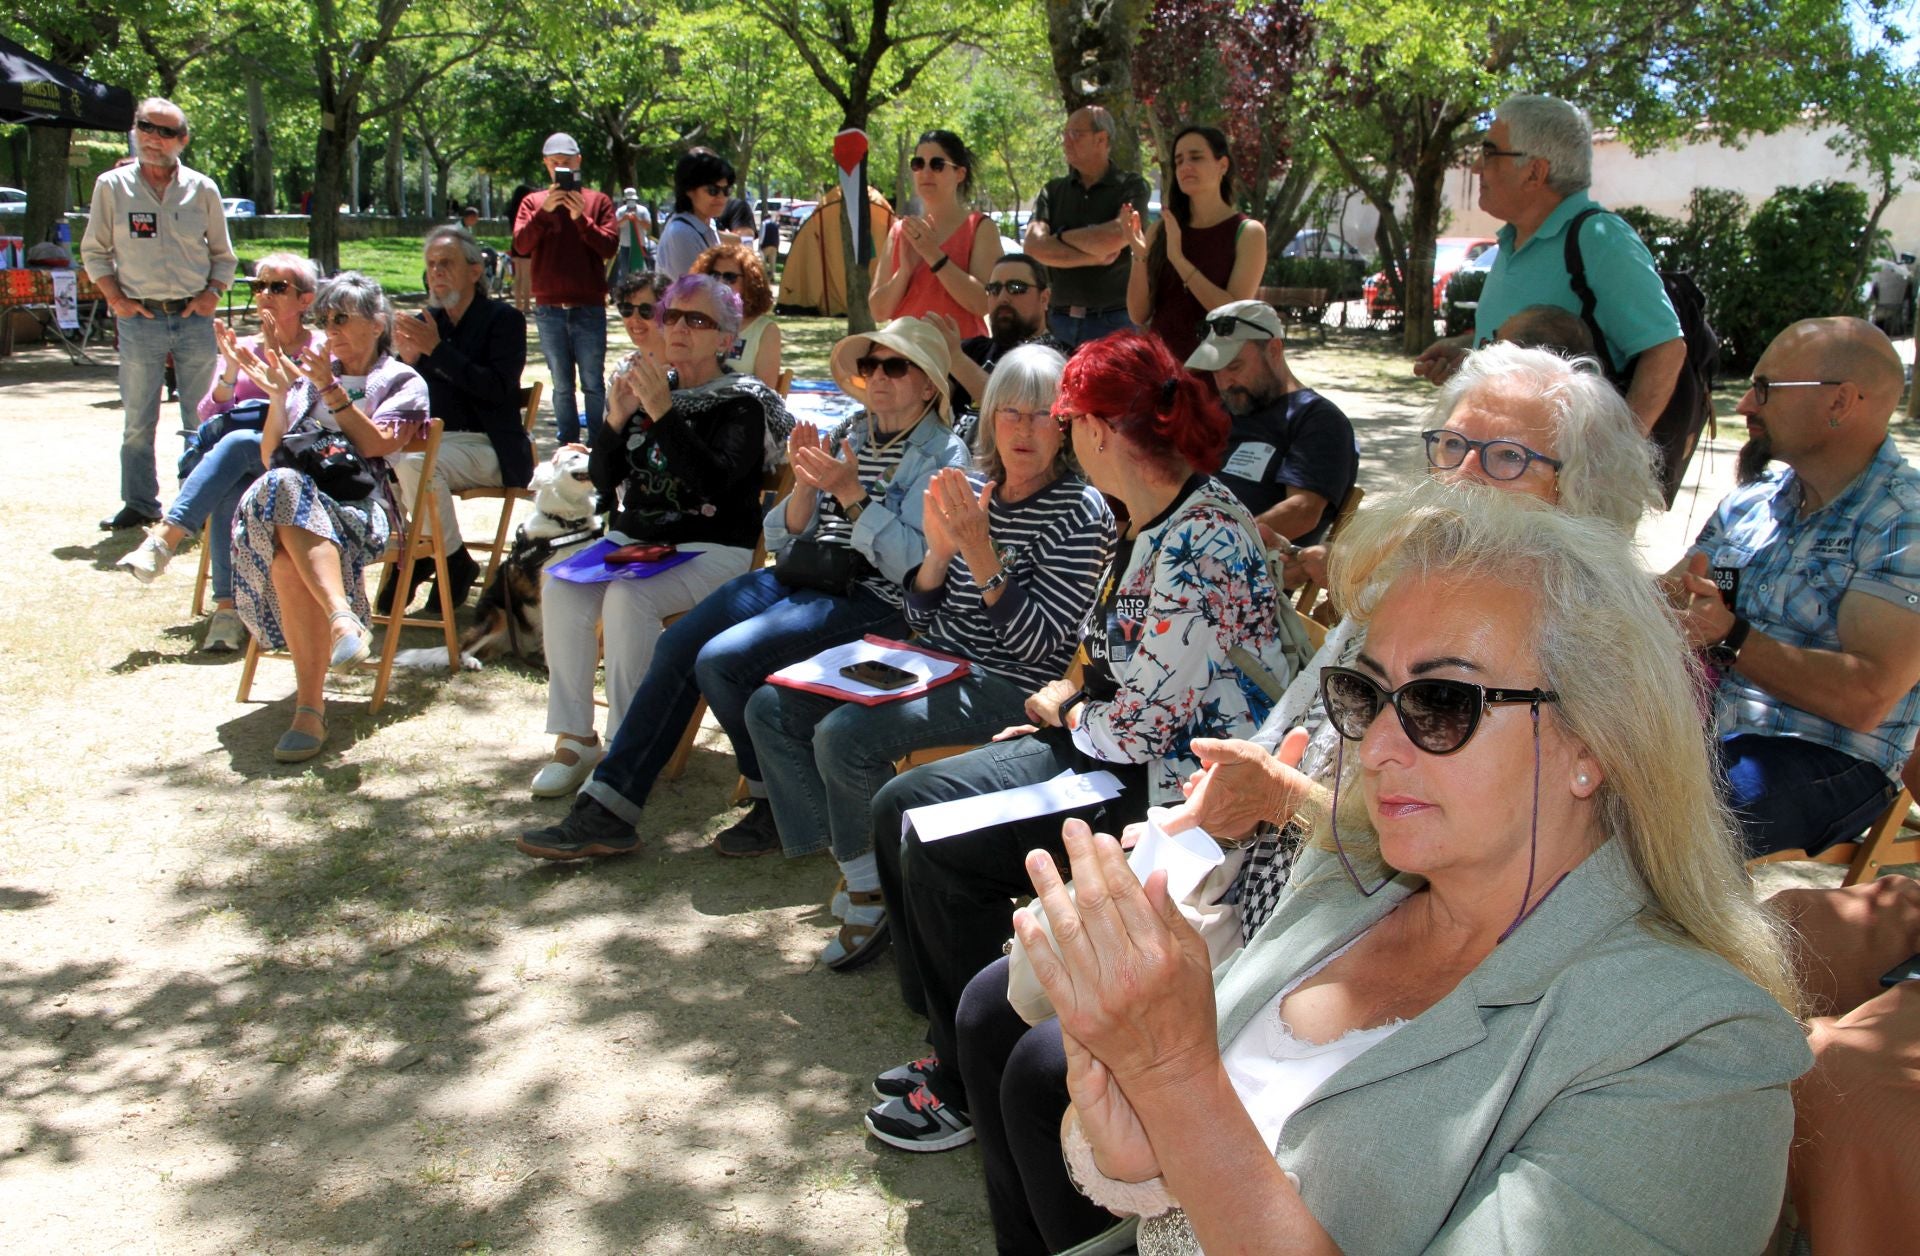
[1022,106,1151,348]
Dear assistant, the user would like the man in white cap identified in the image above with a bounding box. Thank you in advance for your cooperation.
[1187,299,1357,547]
[512,132,618,445]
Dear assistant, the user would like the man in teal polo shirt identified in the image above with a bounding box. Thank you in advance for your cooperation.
[1415,95,1686,435]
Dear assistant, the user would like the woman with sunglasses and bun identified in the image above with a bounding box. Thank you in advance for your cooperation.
[1122,125,1266,364]
[1012,483,1808,1256]
[517,315,967,862]
[870,130,1002,337]
[691,240,783,390]
[531,273,793,798]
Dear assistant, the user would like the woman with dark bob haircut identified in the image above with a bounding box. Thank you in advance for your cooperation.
[856,330,1303,1153]
[658,147,737,280]
[1123,124,1267,363]
[870,128,1002,337]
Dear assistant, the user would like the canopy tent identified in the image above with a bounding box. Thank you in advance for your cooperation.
[0,36,133,130]
[776,186,896,317]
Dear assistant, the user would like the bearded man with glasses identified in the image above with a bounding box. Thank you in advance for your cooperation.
[82,97,238,532]
[929,253,1070,422]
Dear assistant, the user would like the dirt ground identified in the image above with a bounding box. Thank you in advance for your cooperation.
[1,315,1914,1254]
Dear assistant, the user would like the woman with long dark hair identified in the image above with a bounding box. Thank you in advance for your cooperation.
[1124,125,1267,363]
[870,129,1002,337]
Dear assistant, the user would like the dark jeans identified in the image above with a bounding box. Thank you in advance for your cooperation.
[870,729,1147,1110]
[531,304,608,445]
[1046,307,1133,351]
[957,956,1114,1256]
[581,567,905,826]
[1721,733,1900,858]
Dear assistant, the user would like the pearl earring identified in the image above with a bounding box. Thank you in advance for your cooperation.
[1576,773,1591,788]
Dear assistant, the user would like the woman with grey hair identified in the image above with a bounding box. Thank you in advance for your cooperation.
[742,341,1113,969]
[117,251,324,652]
[226,271,430,761]
[532,273,795,797]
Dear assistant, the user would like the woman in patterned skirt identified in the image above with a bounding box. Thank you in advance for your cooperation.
[229,272,429,762]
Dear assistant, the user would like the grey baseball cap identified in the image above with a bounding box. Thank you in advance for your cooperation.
[542,132,582,157]
[1185,299,1285,371]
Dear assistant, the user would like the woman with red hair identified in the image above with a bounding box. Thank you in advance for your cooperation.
[855,331,1302,1152]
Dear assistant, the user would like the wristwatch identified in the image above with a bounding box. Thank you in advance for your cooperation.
[1706,616,1751,670]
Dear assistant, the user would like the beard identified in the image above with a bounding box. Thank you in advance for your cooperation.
[1736,430,1773,486]
[989,305,1039,348]
[425,287,456,310]
[1219,385,1256,416]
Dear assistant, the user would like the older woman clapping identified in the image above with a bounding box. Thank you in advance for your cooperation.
[227,272,429,762]
[1019,485,1809,1256]
[744,344,1114,969]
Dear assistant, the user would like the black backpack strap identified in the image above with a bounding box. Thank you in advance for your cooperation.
[1562,206,1613,379]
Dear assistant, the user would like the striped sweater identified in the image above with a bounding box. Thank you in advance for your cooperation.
[906,472,1114,690]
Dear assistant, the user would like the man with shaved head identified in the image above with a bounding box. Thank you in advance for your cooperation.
[1672,317,1920,857]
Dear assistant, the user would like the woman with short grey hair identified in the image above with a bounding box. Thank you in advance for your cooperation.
[970,343,1072,484]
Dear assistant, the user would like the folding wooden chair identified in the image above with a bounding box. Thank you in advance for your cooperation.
[454,381,543,585]
[191,519,215,617]
[235,419,460,715]
[1293,485,1366,625]
[1750,752,1920,886]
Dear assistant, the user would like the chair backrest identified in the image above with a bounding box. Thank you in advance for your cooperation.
[519,381,543,436]
[776,368,794,397]
[1294,485,1367,621]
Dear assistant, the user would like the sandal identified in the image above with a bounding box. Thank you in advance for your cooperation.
[823,888,890,971]
[328,610,370,671]
[274,704,329,763]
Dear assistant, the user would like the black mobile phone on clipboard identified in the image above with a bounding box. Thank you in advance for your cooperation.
[841,660,917,691]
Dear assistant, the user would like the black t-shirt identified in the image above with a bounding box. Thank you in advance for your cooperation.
[1215,388,1357,545]
[950,331,1074,416]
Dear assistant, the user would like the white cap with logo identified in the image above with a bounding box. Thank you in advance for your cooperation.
[1184,299,1284,372]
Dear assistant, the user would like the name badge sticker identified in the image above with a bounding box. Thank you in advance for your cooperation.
[1222,441,1278,482]
[128,212,158,239]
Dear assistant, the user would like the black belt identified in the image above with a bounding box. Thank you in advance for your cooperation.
[134,297,196,314]
[1051,303,1128,319]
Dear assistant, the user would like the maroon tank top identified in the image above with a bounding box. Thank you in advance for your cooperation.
[1150,212,1248,363]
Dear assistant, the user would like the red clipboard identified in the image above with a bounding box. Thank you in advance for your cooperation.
[766,634,972,706]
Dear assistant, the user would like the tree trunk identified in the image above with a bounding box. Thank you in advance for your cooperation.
[385,113,406,215]
[839,110,876,335]
[1043,0,1156,172]
[1847,182,1896,311]
[245,78,277,213]
[24,126,75,247]
[1398,146,1451,354]
[310,124,352,274]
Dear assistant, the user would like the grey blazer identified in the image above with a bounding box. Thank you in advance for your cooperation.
[1197,839,1811,1255]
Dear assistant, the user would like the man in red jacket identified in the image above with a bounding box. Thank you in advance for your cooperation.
[513,132,618,445]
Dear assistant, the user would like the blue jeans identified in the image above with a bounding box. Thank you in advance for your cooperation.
[745,668,1030,863]
[1046,307,1133,351]
[1720,733,1899,858]
[531,305,608,445]
[117,311,218,515]
[582,567,906,826]
[165,428,263,602]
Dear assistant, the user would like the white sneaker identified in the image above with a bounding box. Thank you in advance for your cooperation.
[531,736,604,798]
[116,533,173,584]
[202,608,246,652]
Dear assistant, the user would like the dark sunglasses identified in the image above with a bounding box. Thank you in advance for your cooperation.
[135,118,185,140]
[1200,314,1275,342]
[1478,142,1528,161]
[661,307,720,330]
[854,355,916,379]
[1422,429,1562,480]
[909,156,957,173]
[255,279,303,296]
[983,279,1036,297]
[1750,376,1844,405]
[615,301,656,319]
[1320,666,1559,756]
[708,270,743,285]
[319,311,359,328]
[702,183,733,198]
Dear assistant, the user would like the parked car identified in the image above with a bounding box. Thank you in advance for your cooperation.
[1440,243,1500,336]
[221,198,256,218]
[1281,228,1366,261]
[1363,235,1497,319]
[0,187,26,216]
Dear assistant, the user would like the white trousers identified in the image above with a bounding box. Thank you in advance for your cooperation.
[542,543,755,737]
[390,431,503,551]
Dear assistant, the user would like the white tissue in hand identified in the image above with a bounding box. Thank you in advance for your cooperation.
[1127,807,1225,902]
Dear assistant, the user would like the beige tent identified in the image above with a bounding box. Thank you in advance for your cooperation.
[777,185,896,316]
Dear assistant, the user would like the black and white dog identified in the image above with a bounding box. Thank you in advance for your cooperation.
[457,447,601,663]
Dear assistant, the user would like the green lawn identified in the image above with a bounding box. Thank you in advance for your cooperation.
[234,235,514,297]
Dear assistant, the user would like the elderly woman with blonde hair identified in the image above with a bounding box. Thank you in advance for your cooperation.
[1022,483,1808,1255]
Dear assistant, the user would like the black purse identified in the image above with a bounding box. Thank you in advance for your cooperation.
[272,423,380,501]
[774,538,861,594]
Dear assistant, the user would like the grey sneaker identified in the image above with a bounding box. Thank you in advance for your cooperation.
[202,608,246,652]
[116,533,173,584]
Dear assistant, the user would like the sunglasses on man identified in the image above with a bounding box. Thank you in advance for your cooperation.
[661,307,721,330]
[909,156,958,173]
[983,280,1036,297]
[615,301,656,319]
[1320,666,1559,756]
[135,118,186,140]
[854,355,916,379]
[1199,314,1275,342]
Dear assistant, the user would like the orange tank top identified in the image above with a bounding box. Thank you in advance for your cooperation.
[892,210,988,338]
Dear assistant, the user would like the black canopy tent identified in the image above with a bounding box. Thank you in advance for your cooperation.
[0,35,133,130]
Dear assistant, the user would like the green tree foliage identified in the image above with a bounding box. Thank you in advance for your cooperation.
[1717,180,1871,372]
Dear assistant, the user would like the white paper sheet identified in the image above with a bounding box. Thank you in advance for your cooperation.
[50,269,77,330]
[767,637,965,700]
[904,769,1126,843]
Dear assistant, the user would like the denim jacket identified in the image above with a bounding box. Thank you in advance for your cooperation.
[762,408,970,586]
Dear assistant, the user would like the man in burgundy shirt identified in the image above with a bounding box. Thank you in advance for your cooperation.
[513,132,618,445]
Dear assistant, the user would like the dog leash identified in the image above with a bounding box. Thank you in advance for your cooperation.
[501,516,601,660]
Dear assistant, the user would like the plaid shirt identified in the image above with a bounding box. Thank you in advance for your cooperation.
[1690,436,1920,781]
